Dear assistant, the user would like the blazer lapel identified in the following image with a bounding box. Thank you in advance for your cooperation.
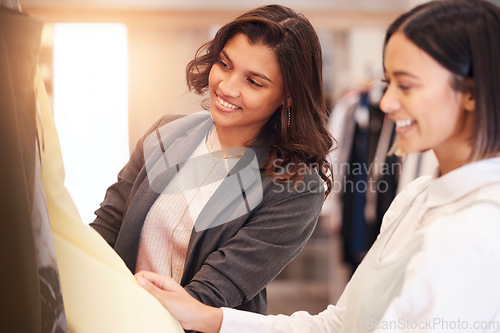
[193,148,263,232]
[114,174,161,272]
[182,147,269,283]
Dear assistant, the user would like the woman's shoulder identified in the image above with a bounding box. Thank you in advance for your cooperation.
[464,181,500,206]
[379,176,432,232]
[419,183,500,264]
[139,110,211,165]
[417,203,500,287]
[433,184,500,236]
[155,110,210,131]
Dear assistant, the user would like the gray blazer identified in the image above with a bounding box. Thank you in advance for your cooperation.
[91,111,324,314]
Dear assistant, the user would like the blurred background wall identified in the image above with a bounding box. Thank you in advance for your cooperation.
[23,0,416,146]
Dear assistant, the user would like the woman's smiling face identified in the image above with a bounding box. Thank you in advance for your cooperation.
[208,33,284,145]
[380,32,474,159]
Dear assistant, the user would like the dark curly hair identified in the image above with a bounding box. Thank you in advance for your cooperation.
[186,4,334,197]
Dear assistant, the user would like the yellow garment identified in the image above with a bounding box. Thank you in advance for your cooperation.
[35,69,182,333]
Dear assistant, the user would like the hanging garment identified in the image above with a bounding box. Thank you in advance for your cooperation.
[0,7,67,333]
[340,92,372,271]
[326,88,400,274]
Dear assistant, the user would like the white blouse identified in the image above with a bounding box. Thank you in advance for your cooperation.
[221,157,500,332]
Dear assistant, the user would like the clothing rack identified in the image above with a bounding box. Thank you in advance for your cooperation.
[325,84,400,274]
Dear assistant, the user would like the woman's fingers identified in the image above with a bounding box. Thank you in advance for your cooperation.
[135,273,170,307]
[135,270,172,291]
[137,276,160,296]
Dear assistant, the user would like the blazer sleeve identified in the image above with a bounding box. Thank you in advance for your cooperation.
[90,115,180,246]
[184,172,325,308]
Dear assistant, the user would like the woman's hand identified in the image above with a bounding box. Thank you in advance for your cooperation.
[135,271,223,333]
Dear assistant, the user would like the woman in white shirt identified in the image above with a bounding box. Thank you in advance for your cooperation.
[135,0,500,332]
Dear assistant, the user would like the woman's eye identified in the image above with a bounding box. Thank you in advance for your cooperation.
[248,78,263,87]
[381,78,412,92]
[218,60,230,70]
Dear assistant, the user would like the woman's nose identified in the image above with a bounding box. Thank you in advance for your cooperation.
[379,85,400,114]
[219,73,240,98]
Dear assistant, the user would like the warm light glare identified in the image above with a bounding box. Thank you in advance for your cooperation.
[53,23,128,224]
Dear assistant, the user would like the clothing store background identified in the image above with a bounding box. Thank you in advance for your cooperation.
[5,1,497,331]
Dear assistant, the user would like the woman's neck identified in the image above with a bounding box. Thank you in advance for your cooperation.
[208,125,249,158]
[433,144,472,176]
[212,124,256,148]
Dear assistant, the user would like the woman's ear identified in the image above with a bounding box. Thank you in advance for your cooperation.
[462,79,475,112]
[286,96,292,108]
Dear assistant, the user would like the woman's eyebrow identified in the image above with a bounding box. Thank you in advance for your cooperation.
[221,50,232,63]
[392,71,420,80]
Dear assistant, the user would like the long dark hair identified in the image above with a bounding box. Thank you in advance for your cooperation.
[186,5,334,197]
[384,0,500,161]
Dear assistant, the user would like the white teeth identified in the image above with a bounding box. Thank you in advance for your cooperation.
[395,119,413,128]
[217,96,239,109]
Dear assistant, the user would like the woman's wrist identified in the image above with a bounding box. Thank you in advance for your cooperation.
[191,304,223,333]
